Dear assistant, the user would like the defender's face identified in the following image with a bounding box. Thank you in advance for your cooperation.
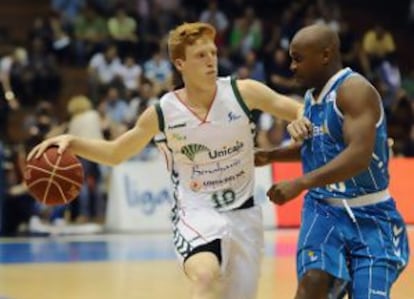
[289,41,323,89]
[177,39,218,84]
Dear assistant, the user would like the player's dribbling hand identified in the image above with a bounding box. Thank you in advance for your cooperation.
[267,179,304,205]
[27,134,73,161]
[287,117,312,141]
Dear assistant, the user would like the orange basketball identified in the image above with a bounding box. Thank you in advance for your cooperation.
[24,147,84,206]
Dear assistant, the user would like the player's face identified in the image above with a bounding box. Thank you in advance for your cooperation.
[289,42,322,89]
[179,39,218,84]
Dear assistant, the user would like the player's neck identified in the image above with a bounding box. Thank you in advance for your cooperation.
[314,64,343,95]
[183,82,217,108]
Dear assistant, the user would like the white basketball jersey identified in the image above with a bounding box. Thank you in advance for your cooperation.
[155,77,255,212]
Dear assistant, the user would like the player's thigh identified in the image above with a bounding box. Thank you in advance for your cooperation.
[222,207,264,299]
[350,263,394,299]
[297,201,349,281]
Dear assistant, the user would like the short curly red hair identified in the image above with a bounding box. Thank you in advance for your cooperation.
[168,22,216,61]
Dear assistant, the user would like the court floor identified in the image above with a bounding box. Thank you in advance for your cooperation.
[0,228,413,299]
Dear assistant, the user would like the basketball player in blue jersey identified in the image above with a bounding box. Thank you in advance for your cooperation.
[256,24,409,298]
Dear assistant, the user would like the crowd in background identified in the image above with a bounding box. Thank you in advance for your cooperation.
[1,0,414,236]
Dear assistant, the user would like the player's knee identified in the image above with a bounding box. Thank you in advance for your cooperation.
[189,266,221,291]
[296,270,333,299]
[185,252,222,292]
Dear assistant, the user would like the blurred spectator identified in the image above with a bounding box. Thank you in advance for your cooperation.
[0,47,29,110]
[74,5,108,65]
[25,101,58,148]
[136,2,164,62]
[243,49,266,82]
[199,1,229,47]
[267,48,296,94]
[107,4,138,59]
[278,7,300,51]
[143,46,173,96]
[118,55,142,97]
[378,54,402,109]
[28,37,62,104]
[314,0,341,32]
[88,44,122,103]
[229,6,263,63]
[218,46,235,76]
[51,0,85,26]
[125,80,158,127]
[0,111,34,236]
[28,17,53,50]
[67,95,105,222]
[362,25,396,75]
[338,20,365,74]
[49,13,72,64]
[98,86,129,138]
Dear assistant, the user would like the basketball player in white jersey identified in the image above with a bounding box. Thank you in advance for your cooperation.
[28,22,311,299]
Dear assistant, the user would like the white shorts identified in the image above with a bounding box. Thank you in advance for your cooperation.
[172,205,264,299]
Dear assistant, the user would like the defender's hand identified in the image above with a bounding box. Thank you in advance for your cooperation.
[267,179,304,205]
[254,150,271,167]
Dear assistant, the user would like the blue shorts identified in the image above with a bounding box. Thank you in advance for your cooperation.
[297,196,409,298]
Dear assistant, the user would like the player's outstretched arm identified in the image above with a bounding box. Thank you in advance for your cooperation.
[255,142,302,167]
[27,106,159,166]
[237,79,299,114]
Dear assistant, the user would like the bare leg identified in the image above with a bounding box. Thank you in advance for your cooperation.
[295,269,334,299]
[184,252,223,299]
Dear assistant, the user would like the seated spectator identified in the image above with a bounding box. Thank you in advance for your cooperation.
[199,0,229,47]
[88,44,122,103]
[74,5,108,65]
[125,80,158,127]
[49,12,72,64]
[267,48,296,94]
[229,6,263,63]
[378,53,402,109]
[51,0,85,27]
[27,37,62,104]
[242,49,266,82]
[143,46,173,96]
[107,4,138,59]
[118,55,142,98]
[338,20,365,75]
[362,25,396,75]
[98,86,129,138]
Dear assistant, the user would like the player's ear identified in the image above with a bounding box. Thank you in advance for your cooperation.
[322,47,331,65]
[174,58,184,72]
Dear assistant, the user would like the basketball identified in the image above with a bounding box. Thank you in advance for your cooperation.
[24,147,84,206]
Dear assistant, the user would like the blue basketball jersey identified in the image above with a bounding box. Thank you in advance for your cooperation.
[301,68,389,200]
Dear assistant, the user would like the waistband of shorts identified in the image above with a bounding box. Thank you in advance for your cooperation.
[233,196,254,210]
[322,189,390,208]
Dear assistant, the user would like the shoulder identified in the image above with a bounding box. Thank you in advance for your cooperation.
[337,74,381,114]
[338,74,379,101]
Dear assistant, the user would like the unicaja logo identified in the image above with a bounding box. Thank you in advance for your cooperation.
[181,144,210,161]
[208,141,244,159]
